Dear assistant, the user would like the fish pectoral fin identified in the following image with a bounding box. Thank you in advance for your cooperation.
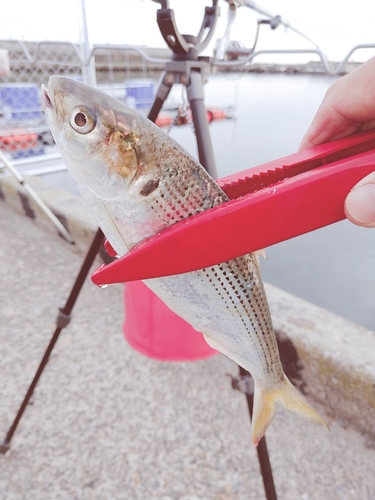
[252,375,329,447]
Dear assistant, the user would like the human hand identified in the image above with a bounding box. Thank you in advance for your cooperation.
[299,57,375,228]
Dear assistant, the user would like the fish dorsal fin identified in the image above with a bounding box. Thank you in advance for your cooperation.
[255,249,267,260]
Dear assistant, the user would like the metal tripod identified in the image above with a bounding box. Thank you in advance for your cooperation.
[2,2,277,498]
[150,4,277,496]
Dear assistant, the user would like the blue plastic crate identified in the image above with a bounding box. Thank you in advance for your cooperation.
[0,84,43,120]
[124,79,154,109]
[11,145,45,159]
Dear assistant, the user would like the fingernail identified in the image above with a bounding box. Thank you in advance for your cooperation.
[345,184,375,227]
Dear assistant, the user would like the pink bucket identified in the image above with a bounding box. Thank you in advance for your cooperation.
[123,281,217,361]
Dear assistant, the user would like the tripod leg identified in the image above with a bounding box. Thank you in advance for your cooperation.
[238,366,278,500]
[0,228,105,454]
[187,70,218,179]
[148,71,173,123]
[185,66,276,496]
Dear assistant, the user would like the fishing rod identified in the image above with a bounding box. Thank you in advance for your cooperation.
[214,0,374,72]
[214,0,332,71]
[235,0,320,47]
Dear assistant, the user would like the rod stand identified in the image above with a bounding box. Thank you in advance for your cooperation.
[148,56,219,180]
[149,10,278,485]
[148,1,220,179]
[154,0,219,56]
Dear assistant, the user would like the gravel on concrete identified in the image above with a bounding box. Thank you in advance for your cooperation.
[1,201,375,500]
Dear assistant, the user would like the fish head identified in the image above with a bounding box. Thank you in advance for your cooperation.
[41,76,147,200]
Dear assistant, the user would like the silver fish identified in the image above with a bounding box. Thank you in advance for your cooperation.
[41,76,327,445]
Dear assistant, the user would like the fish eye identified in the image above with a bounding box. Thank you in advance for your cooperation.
[69,106,96,134]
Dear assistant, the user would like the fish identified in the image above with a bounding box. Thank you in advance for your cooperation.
[41,76,328,445]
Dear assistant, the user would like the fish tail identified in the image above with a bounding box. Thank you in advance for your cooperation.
[251,375,329,446]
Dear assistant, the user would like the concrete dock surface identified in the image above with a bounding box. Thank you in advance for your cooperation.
[1,200,375,500]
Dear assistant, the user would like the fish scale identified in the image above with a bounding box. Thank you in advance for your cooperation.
[41,75,328,445]
[142,156,284,378]
[212,261,277,374]
[145,256,284,384]
[148,171,225,224]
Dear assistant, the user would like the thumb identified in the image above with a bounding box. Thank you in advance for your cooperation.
[344,172,375,227]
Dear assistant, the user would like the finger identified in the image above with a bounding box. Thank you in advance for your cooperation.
[344,172,375,227]
[299,57,375,151]
[299,120,375,152]
[298,112,358,151]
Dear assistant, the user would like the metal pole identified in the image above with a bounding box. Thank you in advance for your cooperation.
[80,0,96,86]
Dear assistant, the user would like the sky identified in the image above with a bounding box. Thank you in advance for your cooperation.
[2,0,375,64]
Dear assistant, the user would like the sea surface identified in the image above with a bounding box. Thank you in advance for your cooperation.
[40,72,375,330]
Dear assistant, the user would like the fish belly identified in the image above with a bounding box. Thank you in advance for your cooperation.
[145,255,284,387]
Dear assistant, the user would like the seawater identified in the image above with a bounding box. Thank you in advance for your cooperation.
[168,73,375,331]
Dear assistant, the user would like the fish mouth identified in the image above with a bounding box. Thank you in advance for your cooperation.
[41,84,53,110]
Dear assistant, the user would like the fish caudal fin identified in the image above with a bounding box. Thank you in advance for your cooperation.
[251,375,329,446]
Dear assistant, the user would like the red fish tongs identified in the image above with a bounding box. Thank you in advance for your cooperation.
[92,128,375,285]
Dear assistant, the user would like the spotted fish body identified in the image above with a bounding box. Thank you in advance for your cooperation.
[42,76,327,445]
